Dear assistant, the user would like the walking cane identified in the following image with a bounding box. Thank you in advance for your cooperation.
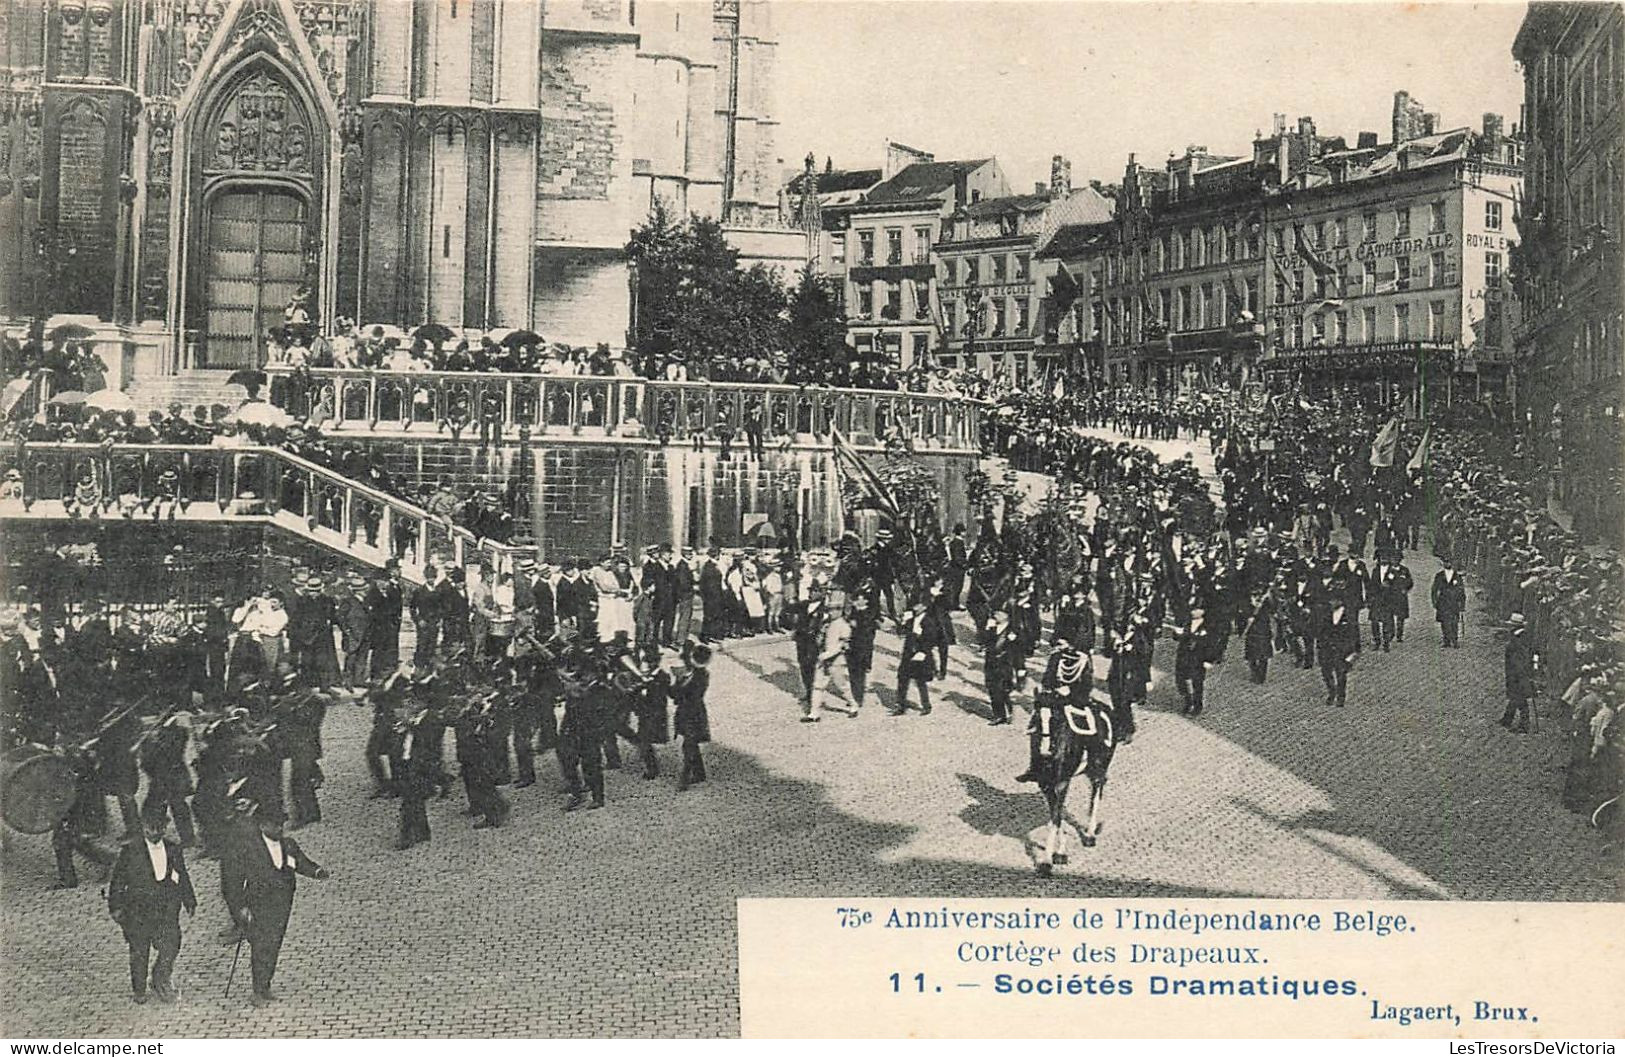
[224,934,245,999]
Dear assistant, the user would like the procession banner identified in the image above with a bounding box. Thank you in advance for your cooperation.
[739,898,1625,1039]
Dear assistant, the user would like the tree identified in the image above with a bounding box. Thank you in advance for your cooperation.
[627,205,848,381]
[785,268,849,383]
[627,203,747,374]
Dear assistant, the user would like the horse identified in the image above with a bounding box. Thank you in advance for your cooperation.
[1033,690,1118,877]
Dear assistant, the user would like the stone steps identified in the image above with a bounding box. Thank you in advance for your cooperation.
[123,369,248,415]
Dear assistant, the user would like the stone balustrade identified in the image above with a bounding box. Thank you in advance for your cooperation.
[263,366,987,453]
[0,442,535,581]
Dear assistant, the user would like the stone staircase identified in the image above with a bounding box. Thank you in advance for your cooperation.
[122,368,249,415]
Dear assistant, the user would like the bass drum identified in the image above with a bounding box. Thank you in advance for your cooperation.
[1,746,78,834]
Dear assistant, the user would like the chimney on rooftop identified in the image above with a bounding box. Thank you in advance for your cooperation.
[1050,154,1072,196]
[1483,112,1504,141]
[1422,112,1440,136]
[1358,131,1378,150]
[1392,90,1429,144]
[953,165,968,211]
[1035,181,1047,196]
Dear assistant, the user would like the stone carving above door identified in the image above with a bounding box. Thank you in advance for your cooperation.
[203,65,314,177]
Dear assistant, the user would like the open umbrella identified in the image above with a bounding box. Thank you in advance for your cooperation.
[413,323,457,346]
[361,323,408,342]
[47,390,89,406]
[227,368,268,390]
[85,388,134,412]
[47,323,96,347]
[229,401,294,428]
[500,328,544,349]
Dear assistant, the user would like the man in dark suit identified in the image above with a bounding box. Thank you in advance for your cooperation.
[1327,546,1367,655]
[554,560,595,638]
[1366,554,1401,651]
[892,604,944,716]
[672,643,713,791]
[650,545,679,646]
[982,609,1022,726]
[671,548,697,644]
[698,548,726,643]
[200,594,233,693]
[1316,600,1360,707]
[1173,608,1221,716]
[1501,612,1540,733]
[530,562,557,642]
[943,524,969,610]
[107,802,197,1004]
[1431,556,1466,648]
[410,566,443,668]
[366,560,404,677]
[221,803,330,1006]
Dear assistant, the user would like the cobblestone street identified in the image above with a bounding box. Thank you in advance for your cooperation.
[2,435,1618,1038]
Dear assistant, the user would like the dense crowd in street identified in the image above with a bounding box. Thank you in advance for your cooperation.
[2,364,1621,1008]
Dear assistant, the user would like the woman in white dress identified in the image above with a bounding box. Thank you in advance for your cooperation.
[590,555,634,641]
[740,557,766,633]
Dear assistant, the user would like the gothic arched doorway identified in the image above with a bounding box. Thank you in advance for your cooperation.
[187,59,323,368]
[203,185,309,367]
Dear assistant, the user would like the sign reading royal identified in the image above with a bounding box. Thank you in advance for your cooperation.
[1272,232,1455,269]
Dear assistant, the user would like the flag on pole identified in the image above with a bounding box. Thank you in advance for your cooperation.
[831,427,901,523]
[1051,370,1066,401]
[1292,222,1339,278]
[1405,427,1431,472]
[1370,416,1401,468]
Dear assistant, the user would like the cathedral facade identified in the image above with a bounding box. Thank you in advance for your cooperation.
[0,0,792,371]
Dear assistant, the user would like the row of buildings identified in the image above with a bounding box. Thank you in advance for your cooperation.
[1510,1,1622,542]
[792,91,1526,406]
[0,0,805,374]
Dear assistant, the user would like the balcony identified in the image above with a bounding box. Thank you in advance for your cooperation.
[263,367,988,453]
[0,441,534,581]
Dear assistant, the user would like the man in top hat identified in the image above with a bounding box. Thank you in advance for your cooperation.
[672,642,712,791]
[220,801,330,1006]
[107,800,197,1004]
[365,559,404,677]
[1431,555,1467,648]
[983,609,1022,726]
[1315,593,1359,708]
[892,602,943,716]
[943,524,969,611]
[1173,607,1221,716]
[1501,613,1540,734]
[698,547,726,644]
[410,565,444,668]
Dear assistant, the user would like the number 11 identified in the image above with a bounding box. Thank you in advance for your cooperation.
[889,972,925,993]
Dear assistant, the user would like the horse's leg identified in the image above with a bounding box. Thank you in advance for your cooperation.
[1036,788,1057,877]
[1083,776,1107,846]
[1053,797,1070,865]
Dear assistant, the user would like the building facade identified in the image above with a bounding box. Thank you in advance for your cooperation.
[1034,95,1521,400]
[1096,144,1271,392]
[0,0,792,376]
[1512,1,1623,542]
[1259,115,1524,405]
[834,155,1006,370]
[938,162,1112,383]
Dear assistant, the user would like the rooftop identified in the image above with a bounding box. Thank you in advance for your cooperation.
[865,159,994,204]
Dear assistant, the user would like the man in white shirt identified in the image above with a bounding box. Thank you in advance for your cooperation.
[106,803,197,1004]
[234,593,289,673]
[222,803,330,1006]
